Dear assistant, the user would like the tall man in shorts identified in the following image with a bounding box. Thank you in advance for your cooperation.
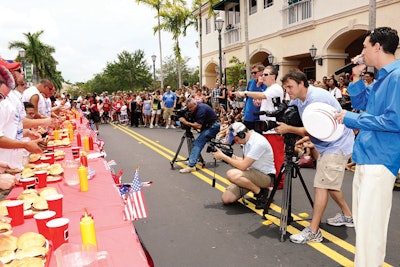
[162,86,176,129]
[275,69,354,243]
[212,122,275,209]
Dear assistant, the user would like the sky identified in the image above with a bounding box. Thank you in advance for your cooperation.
[0,0,199,83]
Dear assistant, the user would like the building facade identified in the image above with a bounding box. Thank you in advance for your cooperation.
[195,0,400,88]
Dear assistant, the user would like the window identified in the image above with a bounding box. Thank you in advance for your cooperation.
[205,18,211,34]
[227,5,240,26]
[249,0,257,15]
[264,0,273,8]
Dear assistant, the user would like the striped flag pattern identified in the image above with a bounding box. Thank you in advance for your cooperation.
[123,168,148,221]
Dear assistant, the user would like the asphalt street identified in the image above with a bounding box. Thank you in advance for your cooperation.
[99,123,400,267]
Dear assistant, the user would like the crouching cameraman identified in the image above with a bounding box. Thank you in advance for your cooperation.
[179,98,220,173]
[212,122,275,209]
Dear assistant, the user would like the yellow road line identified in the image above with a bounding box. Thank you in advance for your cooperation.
[111,124,393,267]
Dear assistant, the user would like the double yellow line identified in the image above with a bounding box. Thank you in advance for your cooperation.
[111,123,392,267]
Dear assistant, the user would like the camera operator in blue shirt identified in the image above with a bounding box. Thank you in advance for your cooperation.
[179,98,220,173]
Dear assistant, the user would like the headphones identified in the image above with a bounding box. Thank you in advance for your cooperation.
[230,123,247,139]
[236,130,246,139]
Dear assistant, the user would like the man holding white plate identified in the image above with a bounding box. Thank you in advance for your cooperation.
[274,68,355,244]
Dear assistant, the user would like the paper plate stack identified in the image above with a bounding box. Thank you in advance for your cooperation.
[302,102,344,142]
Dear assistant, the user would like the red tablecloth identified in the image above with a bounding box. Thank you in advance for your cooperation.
[7,140,150,266]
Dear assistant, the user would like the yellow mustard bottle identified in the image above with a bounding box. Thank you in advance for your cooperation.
[80,212,97,248]
[78,165,89,192]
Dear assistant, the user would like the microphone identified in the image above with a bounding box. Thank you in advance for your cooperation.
[334,57,365,75]
[253,110,267,116]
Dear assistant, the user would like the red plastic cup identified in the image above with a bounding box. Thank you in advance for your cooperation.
[20,177,36,190]
[35,170,48,188]
[6,200,24,226]
[34,210,56,240]
[46,217,70,250]
[46,194,64,218]
[40,156,52,165]
[71,147,80,159]
[45,152,55,164]
[47,144,55,152]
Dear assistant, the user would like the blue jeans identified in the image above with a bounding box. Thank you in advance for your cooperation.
[188,123,220,167]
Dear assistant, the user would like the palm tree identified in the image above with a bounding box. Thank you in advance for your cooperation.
[8,30,63,89]
[135,0,166,89]
[158,2,195,88]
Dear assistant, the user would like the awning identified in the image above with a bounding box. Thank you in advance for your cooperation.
[212,0,239,11]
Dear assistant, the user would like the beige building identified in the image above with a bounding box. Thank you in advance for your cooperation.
[195,0,400,88]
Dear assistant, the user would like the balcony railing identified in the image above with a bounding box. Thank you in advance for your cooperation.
[224,25,241,45]
[283,0,313,27]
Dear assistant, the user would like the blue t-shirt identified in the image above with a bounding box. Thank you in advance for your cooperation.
[243,79,266,122]
[162,91,176,108]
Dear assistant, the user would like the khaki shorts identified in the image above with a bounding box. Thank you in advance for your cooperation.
[226,168,272,198]
[163,107,174,120]
[314,152,351,190]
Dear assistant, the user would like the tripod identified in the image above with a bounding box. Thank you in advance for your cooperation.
[263,134,314,242]
[170,127,205,169]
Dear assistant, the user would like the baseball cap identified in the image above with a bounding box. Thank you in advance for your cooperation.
[0,65,15,91]
[0,58,21,71]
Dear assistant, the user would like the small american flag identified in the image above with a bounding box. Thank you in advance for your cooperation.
[123,167,148,221]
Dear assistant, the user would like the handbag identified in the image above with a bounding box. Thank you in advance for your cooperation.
[297,155,315,168]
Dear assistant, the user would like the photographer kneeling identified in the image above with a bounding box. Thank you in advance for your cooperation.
[212,122,275,209]
[179,98,220,173]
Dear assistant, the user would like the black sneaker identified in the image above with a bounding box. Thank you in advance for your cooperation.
[254,188,268,209]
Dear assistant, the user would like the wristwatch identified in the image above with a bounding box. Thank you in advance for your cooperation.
[244,91,248,97]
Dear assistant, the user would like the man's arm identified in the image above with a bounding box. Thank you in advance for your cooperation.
[179,118,202,131]
[274,122,308,137]
[213,148,255,171]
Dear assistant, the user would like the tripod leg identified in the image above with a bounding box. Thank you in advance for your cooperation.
[170,134,186,169]
[294,164,314,207]
[280,163,294,242]
[263,163,285,217]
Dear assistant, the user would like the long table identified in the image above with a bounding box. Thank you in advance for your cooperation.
[7,130,150,266]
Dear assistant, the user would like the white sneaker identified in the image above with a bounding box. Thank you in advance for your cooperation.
[170,125,176,129]
[290,226,323,244]
[155,124,159,128]
[179,166,196,173]
[327,212,354,227]
[166,125,170,129]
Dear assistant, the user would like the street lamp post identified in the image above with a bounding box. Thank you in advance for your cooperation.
[19,49,26,77]
[215,17,224,84]
[151,54,157,90]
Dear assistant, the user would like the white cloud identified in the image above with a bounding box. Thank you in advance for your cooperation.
[0,0,198,83]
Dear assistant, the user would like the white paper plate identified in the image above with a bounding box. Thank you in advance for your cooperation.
[302,102,343,142]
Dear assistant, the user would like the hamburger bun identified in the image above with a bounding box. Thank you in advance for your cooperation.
[0,235,18,251]
[4,256,43,267]
[16,232,46,250]
[0,222,12,236]
[15,246,48,260]
[31,197,48,211]
[0,249,15,264]
[39,187,58,198]
[0,200,11,216]
[29,154,41,163]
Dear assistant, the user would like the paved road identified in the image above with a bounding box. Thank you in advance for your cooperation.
[99,123,400,267]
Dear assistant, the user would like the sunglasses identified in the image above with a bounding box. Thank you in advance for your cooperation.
[263,73,273,77]
[251,71,259,75]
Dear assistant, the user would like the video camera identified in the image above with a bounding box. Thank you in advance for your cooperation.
[206,138,234,158]
[254,97,302,134]
[171,107,195,130]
